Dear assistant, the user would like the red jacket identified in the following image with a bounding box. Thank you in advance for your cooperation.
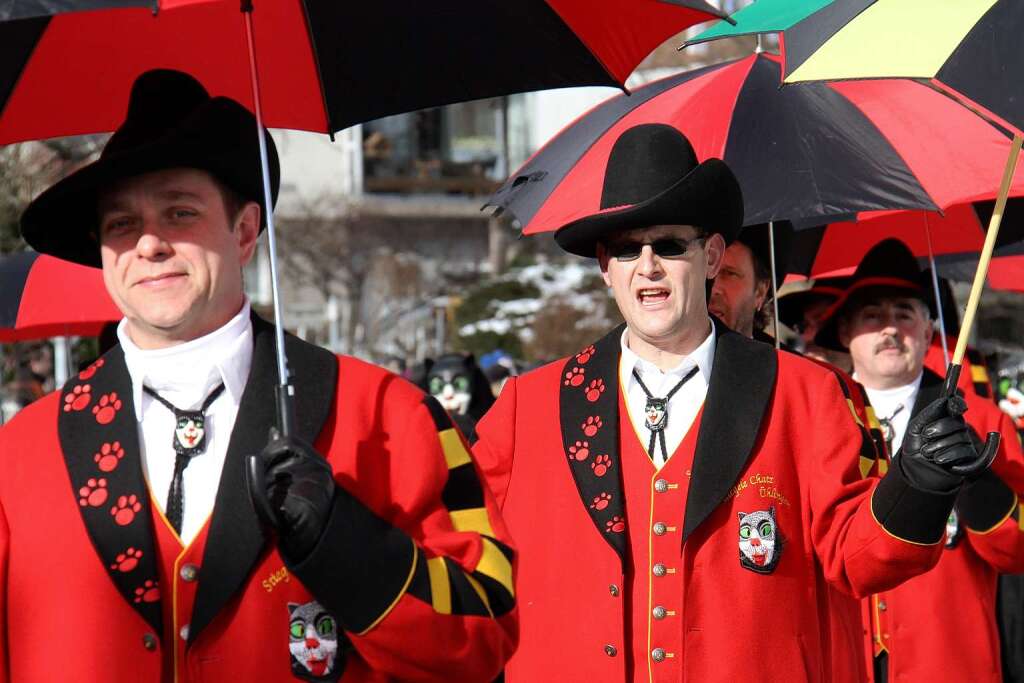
[863,368,1024,683]
[0,317,517,682]
[474,323,955,682]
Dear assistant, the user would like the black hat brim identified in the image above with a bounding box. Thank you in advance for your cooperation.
[553,158,743,258]
[21,98,278,268]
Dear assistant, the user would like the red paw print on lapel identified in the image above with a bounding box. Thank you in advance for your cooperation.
[63,384,92,412]
[564,367,585,387]
[590,493,612,510]
[78,359,105,381]
[92,392,123,425]
[585,379,605,402]
[576,346,596,364]
[78,478,109,507]
[110,494,142,525]
[94,441,125,472]
[133,579,160,604]
[591,454,612,477]
[581,416,603,437]
[110,547,143,573]
[568,440,590,461]
[605,516,625,533]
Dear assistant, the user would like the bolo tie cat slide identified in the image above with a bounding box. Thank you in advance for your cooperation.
[143,382,226,534]
[632,365,699,462]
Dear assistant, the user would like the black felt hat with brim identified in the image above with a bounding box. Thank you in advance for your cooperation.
[735,221,794,289]
[814,239,936,352]
[777,276,850,330]
[554,123,743,258]
[21,69,280,268]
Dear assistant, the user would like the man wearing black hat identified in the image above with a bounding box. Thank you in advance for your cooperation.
[709,222,792,341]
[778,276,854,371]
[473,123,999,682]
[815,238,1024,683]
[0,70,517,682]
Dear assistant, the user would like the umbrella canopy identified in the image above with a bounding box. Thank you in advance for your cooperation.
[789,199,1024,276]
[781,0,1023,135]
[0,0,729,144]
[0,251,120,341]
[687,0,829,46]
[487,53,1024,236]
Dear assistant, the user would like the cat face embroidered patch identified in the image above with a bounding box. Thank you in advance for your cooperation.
[738,506,783,574]
[288,600,341,681]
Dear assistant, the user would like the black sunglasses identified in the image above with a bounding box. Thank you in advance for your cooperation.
[606,236,705,262]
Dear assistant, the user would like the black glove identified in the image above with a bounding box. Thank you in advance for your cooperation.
[897,395,999,493]
[246,427,336,560]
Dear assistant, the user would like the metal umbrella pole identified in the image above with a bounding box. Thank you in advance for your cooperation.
[768,220,781,349]
[923,217,950,367]
[243,3,295,438]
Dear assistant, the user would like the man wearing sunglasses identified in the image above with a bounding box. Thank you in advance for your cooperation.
[473,123,998,682]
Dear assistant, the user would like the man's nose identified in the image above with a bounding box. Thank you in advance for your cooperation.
[636,245,663,276]
[135,224,171,259]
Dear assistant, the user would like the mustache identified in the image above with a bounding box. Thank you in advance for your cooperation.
[874,337,905,354]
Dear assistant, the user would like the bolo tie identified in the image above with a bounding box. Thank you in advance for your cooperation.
[878,404,906,458]
[142,382,226,535]
[632,365,700,463]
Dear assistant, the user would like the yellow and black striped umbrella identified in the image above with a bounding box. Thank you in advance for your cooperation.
[783,0,1020,135]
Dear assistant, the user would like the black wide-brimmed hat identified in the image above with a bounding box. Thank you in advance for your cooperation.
[554,124,743,258]
[814,238,936,351]
[734,221,794,289]
[777,276,850,331]
[21,69,280,268]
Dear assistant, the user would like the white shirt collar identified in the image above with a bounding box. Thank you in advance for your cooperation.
[118,300,253,420]
[620,319,716,386]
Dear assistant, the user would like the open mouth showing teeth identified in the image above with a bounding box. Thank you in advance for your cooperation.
[637,288,669,305]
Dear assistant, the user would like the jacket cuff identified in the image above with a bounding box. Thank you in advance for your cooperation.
[960,470,1018,533]
[284,488,417,634]
[872,463,959,545]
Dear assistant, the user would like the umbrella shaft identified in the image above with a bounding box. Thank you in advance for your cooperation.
[953,134,1024,366]
[244,7,294,436]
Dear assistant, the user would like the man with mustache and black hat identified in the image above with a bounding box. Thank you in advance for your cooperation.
[815,238,1024,683]
[0,70,517,682]
[472,123,1001,682]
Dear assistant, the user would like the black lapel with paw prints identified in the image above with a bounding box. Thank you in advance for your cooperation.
[58,348,163,635]
[558,324,626,565]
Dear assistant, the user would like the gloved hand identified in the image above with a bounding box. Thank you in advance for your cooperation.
[246,427,336,560]
[897,395,1000,493]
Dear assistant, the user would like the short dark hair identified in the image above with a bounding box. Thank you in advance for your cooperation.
[213,179,249,228]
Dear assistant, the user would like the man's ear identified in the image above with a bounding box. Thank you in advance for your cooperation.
[235,202,261,267]
[704,233,726,280]
[596,243,613,287]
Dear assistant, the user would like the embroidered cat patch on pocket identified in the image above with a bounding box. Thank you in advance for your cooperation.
[738,506,783,574]
[288,600,343,681]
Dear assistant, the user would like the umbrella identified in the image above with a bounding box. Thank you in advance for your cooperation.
[778,0,1024,390]
[0,0,731,145]
[486,53,1024,238]
[788,200,1024,278]
[1,0,730,434]
[0,250,120,342]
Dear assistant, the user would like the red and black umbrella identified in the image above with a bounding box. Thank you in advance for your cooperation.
[0,0,729,144]
[1,0,730,434]
[0,251,120,341]
[788,199,1024,277]
[486,52,1024,235]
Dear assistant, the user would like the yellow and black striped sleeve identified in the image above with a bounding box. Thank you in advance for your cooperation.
[406,396,516,619]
